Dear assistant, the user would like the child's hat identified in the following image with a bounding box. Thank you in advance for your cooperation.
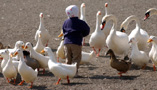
[65,5,79,18]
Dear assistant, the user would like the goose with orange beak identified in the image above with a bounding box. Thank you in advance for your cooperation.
[35,13,51,47]
[41,47,77,85]
[147,36,157,71]
[13,49,38,88]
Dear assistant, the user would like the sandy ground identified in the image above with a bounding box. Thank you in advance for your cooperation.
[0,0,157,90]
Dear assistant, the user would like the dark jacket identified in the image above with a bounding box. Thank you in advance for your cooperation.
[62,17,90,46]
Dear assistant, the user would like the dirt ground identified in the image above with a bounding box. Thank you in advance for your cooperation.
[0,0,157,90]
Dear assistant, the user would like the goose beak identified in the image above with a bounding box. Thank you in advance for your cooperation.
[22,45,25,49]
[24,46,28,50]
[144,16,148,21]
[101,23,105,30]
[40,50,45,54]
[13,52,18,56]
[147,39,153,43]
[58,32,64,37]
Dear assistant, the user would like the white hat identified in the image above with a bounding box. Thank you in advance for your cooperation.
[65,5,79,18]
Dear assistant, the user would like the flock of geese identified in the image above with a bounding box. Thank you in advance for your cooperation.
[0,2,157,89]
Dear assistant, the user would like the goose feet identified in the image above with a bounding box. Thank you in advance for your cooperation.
[67,76,70,84]
[141,64,146,69]
[96,49,101,57]
[6,78,10,83]
[118,72,126,77]
[153,64,156,71]
[18,80,25,85]
[28,82,33,89]
[55,78,61,85]
[92,47,97,55]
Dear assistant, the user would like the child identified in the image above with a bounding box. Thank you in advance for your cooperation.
[62,5,90,76]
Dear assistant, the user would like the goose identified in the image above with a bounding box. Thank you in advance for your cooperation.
[13,49,38,88]
[147,36,157,71]
[80,51,94,64]
[101,3,112,37]
[41,47,77,85]
[23,50,40,70]
[106,49,131,77]
[35,13,51,47]
[0,49,19,72]
[120,15,149,51]
[0,49,10,70]
[56,38,65,62]
[129,38,149,69]
[101,14,130,59]
[80,3,87,45]
[33,32,45,54]
[89,11,106,57]
[144,8,157,20]
[2,53,17,84]
[24,42,49,74]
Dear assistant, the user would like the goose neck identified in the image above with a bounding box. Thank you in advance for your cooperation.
[126,16,140,32]
[39,18,45,30]
[95,15,101,32]
[105,7,108,15]
[131,43,139,52]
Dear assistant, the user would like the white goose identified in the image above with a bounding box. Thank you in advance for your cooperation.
[89,11,106,57]
[129,38,149,69]
[33,32,45,53]
[101,14,130,59]
[13,49,38,88]
[147,36,157,71]
[24,42,49,74]
[41,47,77,85]
[144,8,157,20]
[120,15,149,51]
[56,38,65,62]
[101,3,112,37]
[81,51,94,64]
[0,49,10,70]
[35,13,51,47]
[2,53,17,84]
[80,3,87,45]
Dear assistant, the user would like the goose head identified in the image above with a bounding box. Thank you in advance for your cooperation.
[24,42,33,51]
[41,47,51,54]
[144,8,157,20]
[13,49,23,58]
[0,49,9,59]
[129,37,137,44]
[101,14,117,30]
[15,41,25,49]
[147,36,157,44]
[80,3,85,12]
[105,49,114,56]
[95,11,102,31]
[40,13,43,18]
